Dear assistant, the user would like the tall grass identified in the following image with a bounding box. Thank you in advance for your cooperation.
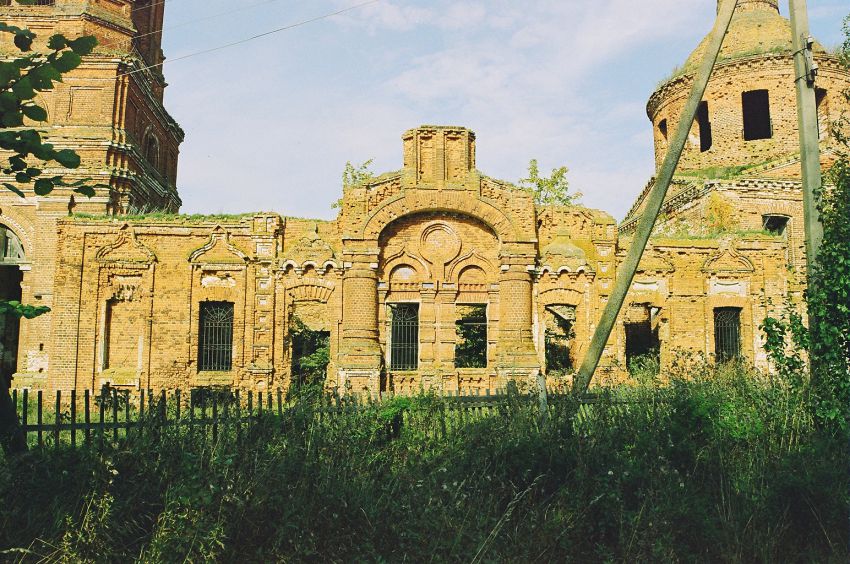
[0,364,846,562]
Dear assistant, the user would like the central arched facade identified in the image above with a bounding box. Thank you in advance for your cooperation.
[376,211,502,393]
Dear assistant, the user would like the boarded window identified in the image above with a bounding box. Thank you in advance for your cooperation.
[742,90,772,141]
[104,299,143,370]
[198,301,234,371]
[455,304,487,368]
[545,305,575,374]
[697,101,712,152]
[389,303,419,370]
[714,307,742,363]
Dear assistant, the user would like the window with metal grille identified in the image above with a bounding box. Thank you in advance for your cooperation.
[697,101,712,152]
[742,90,772,141]
[714,307,741,363]
[198,301,234,371]
[455,304,487,368]
[389,303,418,371]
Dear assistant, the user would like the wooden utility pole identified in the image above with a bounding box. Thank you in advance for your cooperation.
[788,0,824,336]
[573,0,740,394]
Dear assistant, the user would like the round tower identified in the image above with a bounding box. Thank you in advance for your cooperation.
[718,0,778,13]
[647,0,850,173]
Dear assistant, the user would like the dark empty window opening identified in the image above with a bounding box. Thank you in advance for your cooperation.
[742,90,772,141]
[198,301,234,371]
[455,304,487,368]
[697,101,712,152]
[762,214,789,236]
[545,305,576,374]
[816,88,828,139]
[291,327,330,388]
[714,307,742,364]
[658,119,668,142]
[0,266,22,382]
[625,306,660,373]
[389,303,419,371]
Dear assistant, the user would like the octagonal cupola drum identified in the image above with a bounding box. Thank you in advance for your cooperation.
[646,0,850,174]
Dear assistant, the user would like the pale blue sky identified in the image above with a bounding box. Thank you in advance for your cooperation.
[161,0,847,221]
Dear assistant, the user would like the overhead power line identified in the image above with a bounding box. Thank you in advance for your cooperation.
[119,0,382,78]
[99,0,285,47]
[131,0,171,14]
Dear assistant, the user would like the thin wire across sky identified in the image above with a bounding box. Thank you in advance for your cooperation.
[118,0,382,78]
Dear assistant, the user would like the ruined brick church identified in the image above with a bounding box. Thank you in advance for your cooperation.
[0,0,847,394]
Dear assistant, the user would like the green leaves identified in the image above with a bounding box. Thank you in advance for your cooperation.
[0,300,50,319]
[0,24,99,198]
[20,104,46,122]
[68,36,97,56]
[341,158,375,188]
[55,149,80,168]
[52,51,81,73]
[518,159,582,206]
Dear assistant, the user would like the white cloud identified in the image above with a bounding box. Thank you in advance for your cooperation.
[162,0,845,222]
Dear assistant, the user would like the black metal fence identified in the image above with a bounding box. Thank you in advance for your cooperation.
[9,386,642,450]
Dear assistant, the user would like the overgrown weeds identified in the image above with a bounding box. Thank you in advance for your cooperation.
[0,364,846,562]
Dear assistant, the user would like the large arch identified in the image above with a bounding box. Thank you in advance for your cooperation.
[0,223,26,385]
[360,191,521,243]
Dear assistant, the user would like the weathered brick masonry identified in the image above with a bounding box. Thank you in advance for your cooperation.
[1,0,848,394]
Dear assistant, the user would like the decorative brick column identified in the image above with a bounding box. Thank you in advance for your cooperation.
[497,251,540,387]
[338,246,382,394]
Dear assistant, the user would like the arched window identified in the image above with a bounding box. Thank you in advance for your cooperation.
[143,131,160,169]
[0,225,25,263]
[388,303,419,371]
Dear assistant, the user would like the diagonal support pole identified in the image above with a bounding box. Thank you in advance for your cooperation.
[573,0,739,394]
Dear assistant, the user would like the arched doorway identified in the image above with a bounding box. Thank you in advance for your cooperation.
[0,225,25,383]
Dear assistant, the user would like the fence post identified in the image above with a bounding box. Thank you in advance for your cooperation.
[21,388,28,447]
[212,393,219,443]
[124,390,130,440]
[159,390,166,427]
[70,390,76,447]
[175,389,181,428]
[54,390,61,449]
[98,389,105,452]
[112,388,119,443]
[277,388,283,419]
[139,389,145,439]
[84,389,90,446]
[37,390,43,447]
[235,389,242,439]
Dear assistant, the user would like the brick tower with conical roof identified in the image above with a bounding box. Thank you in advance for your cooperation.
[622,1,850,279]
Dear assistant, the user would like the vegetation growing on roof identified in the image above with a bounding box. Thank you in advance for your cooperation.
[70,212,260,223]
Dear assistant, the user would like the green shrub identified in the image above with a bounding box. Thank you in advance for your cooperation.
[0,367,846,562]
